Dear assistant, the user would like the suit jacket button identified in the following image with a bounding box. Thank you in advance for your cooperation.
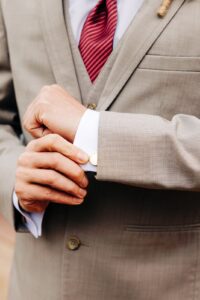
[87,103,97,110]
[67,236,81,251]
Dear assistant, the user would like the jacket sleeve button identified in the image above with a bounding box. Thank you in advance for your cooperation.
[67,236,81,251]
[87,103,97,110]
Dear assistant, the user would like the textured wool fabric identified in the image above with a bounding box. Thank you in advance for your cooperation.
[0,0,200,299]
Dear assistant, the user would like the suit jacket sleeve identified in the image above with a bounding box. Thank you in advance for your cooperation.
[0,2,25,224]
[97,111,200,191]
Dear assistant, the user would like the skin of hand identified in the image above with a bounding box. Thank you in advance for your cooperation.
[23,84,87,142]
[15,134,89,213]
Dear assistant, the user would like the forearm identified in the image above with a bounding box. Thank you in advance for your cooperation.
[97,111,200,191]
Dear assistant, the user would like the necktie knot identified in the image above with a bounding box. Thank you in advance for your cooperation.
[79,0,118,82]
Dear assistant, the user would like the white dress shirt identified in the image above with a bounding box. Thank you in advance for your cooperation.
[13,0,144,238]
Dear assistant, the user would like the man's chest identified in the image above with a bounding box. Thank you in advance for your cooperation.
[1,0,200,127]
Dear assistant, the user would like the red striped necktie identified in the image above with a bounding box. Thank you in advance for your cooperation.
[79,0,118,83]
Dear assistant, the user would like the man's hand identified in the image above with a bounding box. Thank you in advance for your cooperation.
[23,84,87,142]
[15,134,89,213]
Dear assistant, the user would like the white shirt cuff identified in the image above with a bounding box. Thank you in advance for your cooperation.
[13,192,44,238]
[74,109,99,172]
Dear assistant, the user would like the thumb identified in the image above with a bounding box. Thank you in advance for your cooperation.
[23,107,51,138]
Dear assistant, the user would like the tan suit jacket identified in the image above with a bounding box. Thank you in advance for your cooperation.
[0,0,200,299]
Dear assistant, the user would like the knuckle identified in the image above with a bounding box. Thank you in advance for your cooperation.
[15,186,30,202]
[17,153,25,166]
[36,99,47,112]
[48,133,61,146]
[26,139,36,151]
[69,182,78,194]
[52,153,60,168]
[45,188,54,199]
[76,168,84,181]
[46,171,58,186]
[51,84,58,89]
[53,192,64,203]
[17,152,31,166]
[23,117,31,131]
[48,133,57,141]
[15,167,25,179]
[42,135,54,151]
[52,133,60,142]
[39,86,52,103]
[22,118,27,129]
[41,85,51,93]
[14,182,23,196]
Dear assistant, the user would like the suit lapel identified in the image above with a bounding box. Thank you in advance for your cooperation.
[97,0,186,111]
[41,0,81,101]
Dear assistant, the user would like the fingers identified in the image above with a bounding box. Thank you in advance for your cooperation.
[26,134,89,164]
[18,152,88,188]
[19,199,49,213]
[16,167,87,199]
[16,182,84,209]
[15,133,89,213]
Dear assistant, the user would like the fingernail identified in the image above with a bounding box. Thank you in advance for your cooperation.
[81,177,88,188]
[74,198,84,205]
[77,151,89,163]
[79,189,87,198]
